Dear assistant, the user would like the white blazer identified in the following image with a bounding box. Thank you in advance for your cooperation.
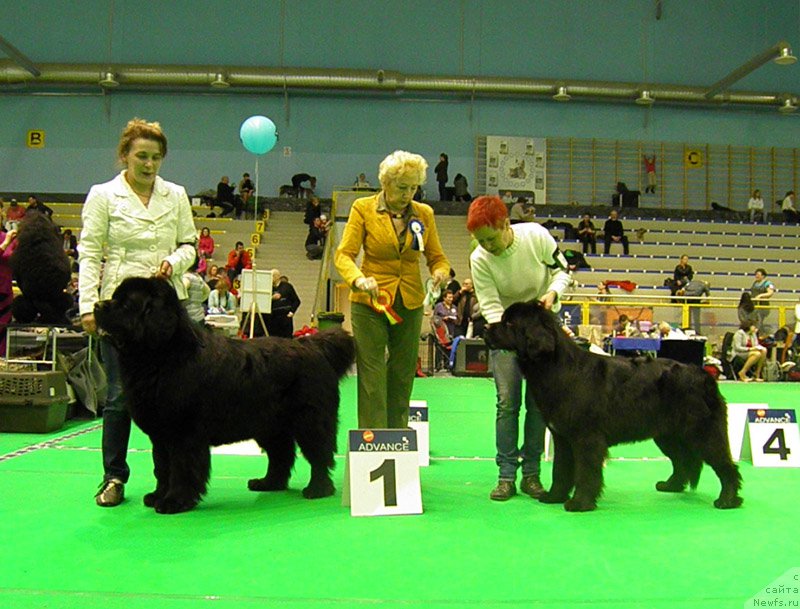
[78,171,198,316]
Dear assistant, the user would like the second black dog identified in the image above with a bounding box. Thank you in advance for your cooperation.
[485,300,742,511]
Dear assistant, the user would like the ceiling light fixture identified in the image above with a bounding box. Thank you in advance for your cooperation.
[774,46,797,66]
[635,90,654,105]
[552,86,571,101]
[98,71,119,87]
[211,73,230,88]
[778,97,798,114]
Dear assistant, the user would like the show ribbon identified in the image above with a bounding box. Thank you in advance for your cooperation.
[371,288,403,325]
[409,219,425,252]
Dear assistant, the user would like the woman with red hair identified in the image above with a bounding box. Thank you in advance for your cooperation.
[467,195,571,502]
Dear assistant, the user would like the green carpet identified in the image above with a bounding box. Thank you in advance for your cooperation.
[0,377,798,608]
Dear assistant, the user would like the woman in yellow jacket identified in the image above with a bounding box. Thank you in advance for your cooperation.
[335,150,450,428]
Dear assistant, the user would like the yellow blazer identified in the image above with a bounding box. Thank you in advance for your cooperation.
[335,193,450,309]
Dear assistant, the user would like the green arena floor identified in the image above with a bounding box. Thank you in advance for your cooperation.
[1,377,798,609]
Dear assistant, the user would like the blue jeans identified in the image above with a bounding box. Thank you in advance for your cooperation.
[99,338,131,483]
[491,349,545,481]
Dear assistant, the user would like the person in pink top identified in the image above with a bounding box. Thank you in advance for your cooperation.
[0,228,19,353]
[197,227,215,275]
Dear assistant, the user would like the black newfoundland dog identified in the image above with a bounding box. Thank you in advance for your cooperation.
[94,276,355,514]
[485,301,742,512]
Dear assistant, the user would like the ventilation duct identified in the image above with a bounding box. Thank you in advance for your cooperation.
[0,60,796,113]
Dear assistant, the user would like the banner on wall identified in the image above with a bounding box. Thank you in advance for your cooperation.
[485,136,546,204]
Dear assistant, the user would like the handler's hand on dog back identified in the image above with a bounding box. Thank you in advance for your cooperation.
[539,290,557,310]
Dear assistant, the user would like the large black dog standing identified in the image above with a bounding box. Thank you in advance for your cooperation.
[485,301,742,512]
[94,276,355,514]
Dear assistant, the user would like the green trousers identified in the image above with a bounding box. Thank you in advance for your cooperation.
[350,292,423,428]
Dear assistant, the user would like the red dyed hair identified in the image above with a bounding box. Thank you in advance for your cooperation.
[466,196,508,232]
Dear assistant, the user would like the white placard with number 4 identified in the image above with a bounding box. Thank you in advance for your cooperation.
[342,429,423,516]
[744,408,800,468]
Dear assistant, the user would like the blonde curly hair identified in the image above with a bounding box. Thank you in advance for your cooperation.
[378,150,428,190]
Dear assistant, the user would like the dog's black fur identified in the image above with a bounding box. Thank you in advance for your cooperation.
[94,276,355,514]
[485,300,742,511]
[10,212,73,323]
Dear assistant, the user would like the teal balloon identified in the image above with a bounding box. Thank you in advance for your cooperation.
[239,115,277,154]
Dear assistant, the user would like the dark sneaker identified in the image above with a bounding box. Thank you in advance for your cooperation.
[95,478,125,507]
[520,475,546,499]
[490,480,516,501]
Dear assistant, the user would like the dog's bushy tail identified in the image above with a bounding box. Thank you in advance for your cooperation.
[304,329,356,379]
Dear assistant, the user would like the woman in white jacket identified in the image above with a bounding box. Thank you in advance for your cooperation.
[79,118,197,507]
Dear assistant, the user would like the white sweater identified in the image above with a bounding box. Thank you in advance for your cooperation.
[470,222,571,324]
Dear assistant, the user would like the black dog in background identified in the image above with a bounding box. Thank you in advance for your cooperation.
[485,300,742,512]
[94,276,355,514]
[10,212,73,323]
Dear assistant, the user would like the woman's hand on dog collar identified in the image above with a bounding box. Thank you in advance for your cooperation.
[81,313,97,335]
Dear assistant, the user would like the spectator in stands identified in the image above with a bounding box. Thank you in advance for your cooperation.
[434,153,449,201]
[467,195,570,502]
[433,289,458,338]
[207,277,236,315]
[303,196,322,225]
[79,117,197,508]
[267,270,301,338]
[677,278,710,333]
[673,255,694,290]
[26,195,53,218]
[730,321,766,382]
[509,197,535,224]
[781,191,798,223]
[62,228,78,262]
[454,278,477,337]
[750,268,776,330]
[643,154,657,194]
[305,216,328,260]
[577,213,597,254]
[5,199,25,230]
[334,149,449,428]
[291,173,316,199]
[747,189,765,223]
[658,321,686,340]
[603,209,630,255]
[225,241,252,283]
[0,227,19,354]
[205,264,222,290]
[353,173,371,189]
[214,176,236,217]
[239,173,255,215]
[197,226,214,267]
[443,268,460,296]
[453,173,471,202]
[182,257,210,323]
[737,291,760,327]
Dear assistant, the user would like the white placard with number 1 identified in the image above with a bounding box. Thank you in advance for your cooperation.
[342,429,423,516]
[742,408,800,468]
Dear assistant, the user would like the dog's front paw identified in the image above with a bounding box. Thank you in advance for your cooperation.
[656,479,686,493]
[248,476,288,492]
[154,495,198,514]
[713,496,743,509]
[564,497,596,512]
[539,491,570,504]
[302,479,335,499]
[143,491,164,508]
